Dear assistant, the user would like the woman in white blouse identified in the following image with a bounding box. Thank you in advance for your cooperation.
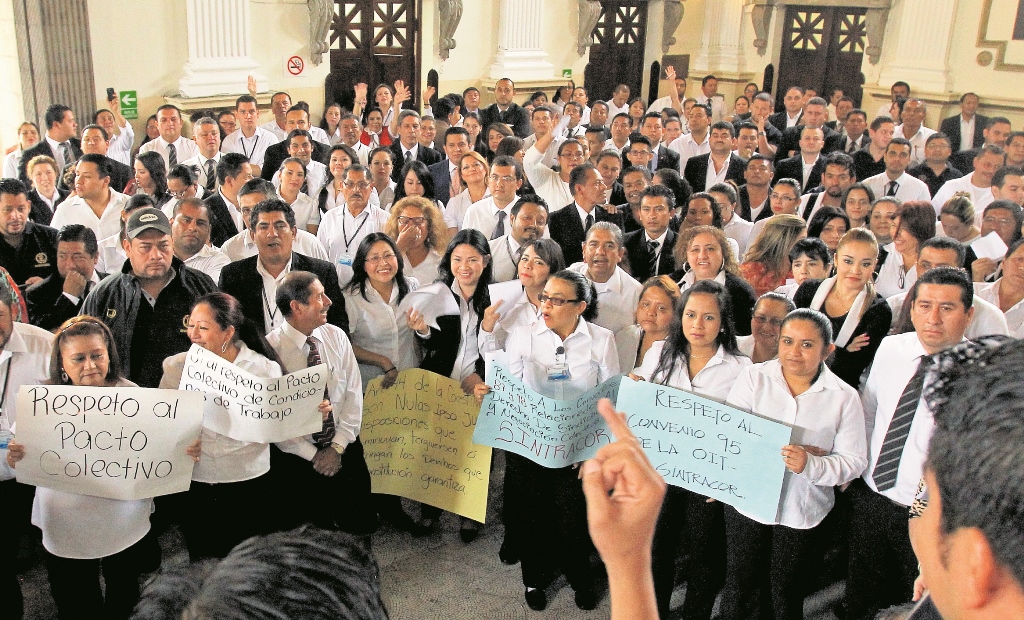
[480,238,566,354]
[614,275,680,374]
[445,151,490,229]
[475,269,619,612]
[159,293,291,561]
[384,197,449,286]
[874,202,935,299]
[276,158,320,234]
[721,308,867,620]
[317,144,360,213]
[629,279,751,620]
[7,317,200,619]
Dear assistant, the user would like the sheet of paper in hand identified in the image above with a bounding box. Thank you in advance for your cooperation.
[397,281,460,329]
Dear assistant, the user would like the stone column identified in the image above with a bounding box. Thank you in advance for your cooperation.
[693,0,746,74]
[489,0,554,81]
[178,0,267,97]
[877,0,956,93]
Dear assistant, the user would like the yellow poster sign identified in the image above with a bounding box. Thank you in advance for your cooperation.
[361,369,492,522]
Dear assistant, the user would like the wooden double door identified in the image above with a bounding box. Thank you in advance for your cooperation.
[583,0,650,103]
[775,6,868,109]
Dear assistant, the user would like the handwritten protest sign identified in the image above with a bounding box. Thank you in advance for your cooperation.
[14,385,204,500]
[615,378,791,523]
[473,364,620,468]
[361,369,492,522]
[178,345,327,443]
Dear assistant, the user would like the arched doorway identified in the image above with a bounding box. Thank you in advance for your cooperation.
[583,0,650,102]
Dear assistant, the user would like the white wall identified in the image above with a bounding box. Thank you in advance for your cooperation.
[0,0,25,154]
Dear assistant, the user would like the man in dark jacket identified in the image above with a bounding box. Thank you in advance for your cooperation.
[479,78,531,138]
[82,208,217,387]
[26,224,106,331]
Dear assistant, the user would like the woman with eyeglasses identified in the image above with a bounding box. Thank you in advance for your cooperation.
[736,292,796,362]
[750,178,802,236]
[628,280,750,620]
[276,157,319,234]
[615,276,681,374]
[794,229,891,388]
[721,309,866,620]
[671,225,757,336]
[874,202,935,298]
[841,183,876,230]
[394,160,453,231]
[445,151,491,229]
[475,269,619,611]
[384,196,450,285]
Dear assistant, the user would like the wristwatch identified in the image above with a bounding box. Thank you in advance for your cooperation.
[758,131,766,136]
[330,442,345,455]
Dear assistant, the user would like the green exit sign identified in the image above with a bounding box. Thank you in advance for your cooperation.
[562,69,572,78]
[119,90,138,119]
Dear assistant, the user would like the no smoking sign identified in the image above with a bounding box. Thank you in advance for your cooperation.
[284,55,305,77]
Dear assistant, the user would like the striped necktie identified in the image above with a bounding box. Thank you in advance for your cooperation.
[307,336,336,448]
[872,355,932,491]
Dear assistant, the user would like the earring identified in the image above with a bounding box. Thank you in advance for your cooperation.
[60,370,68,382]
[221,342,228,353]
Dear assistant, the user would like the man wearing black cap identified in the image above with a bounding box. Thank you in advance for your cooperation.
[82,207,217,387]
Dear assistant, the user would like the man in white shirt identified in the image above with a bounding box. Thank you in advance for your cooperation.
[694,75,725,122]
[50,154,127,241]
[893,99,935,167]
[267,270,375,534]
[260,91,293,142]
[568,222,641,334]
[138,105,199,171]
[463,156,523,239]
[863,138,932,204]
[605,84,631,119]
[93,98,134,166]
[272,130,328,200]
[874,81,910,120]
[604,113,632,154]
[17,104,80,183]
[524,131,580,213]
[338,113,371,165]
[668,103,711,173]
[170,198,230,282]
[221,178,327,262]
[767,86,805,132]
[489,195,549,282]
[317,164,390,286]
[181,117,223,194]
[847,267,973,620]
[560,102,587,139]
[523,106,565,168]
[647,74,686,115]
[222,95,278,177]
[932,145,1007,218]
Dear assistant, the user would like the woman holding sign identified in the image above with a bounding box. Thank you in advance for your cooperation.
[475,269,620,611]
[407,229,492,539]
[7,316,201,620]
[629,279,751,620]
[721,309,867,620]
[159,293,288,560]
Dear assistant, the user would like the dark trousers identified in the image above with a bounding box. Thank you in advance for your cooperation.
[507,453,595,591]
[0,479,34,620]
[650,487,725,620]
[181,472,273,561]
[272,439,377,535]
[501,449,526,553]
[845,479,919,620]
[45,530,159,620]
[719,506,822,620]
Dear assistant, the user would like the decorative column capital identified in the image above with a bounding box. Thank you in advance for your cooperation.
[577,0,602,57]
[864,7,889,65]
[662,0,685,54]
[307,0,332,66]
[750,4,773,56]
[438,0,464,60]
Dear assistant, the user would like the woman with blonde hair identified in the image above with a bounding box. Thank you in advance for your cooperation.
[938,192,980,245]
[670,225,757,336]
[446,151,490,228]
[384,196,450,285]
[740,214,808,297]
[793,228,891,388]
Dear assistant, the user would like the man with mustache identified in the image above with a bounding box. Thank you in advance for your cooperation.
[171,197,230,282]
[489,194,549,282]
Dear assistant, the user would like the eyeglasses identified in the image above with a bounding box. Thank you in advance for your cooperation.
[343,181,372,190]
[752,315,784,327]
[397,216,426,226]
[169,186,195,199]
[488,175,518,183]
[770,193,797,202]
[538,294,580,306]
[366,252,397,264]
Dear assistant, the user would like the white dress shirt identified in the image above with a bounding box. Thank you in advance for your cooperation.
[723,214,754,259]
[635,341,751,403]
[447,187,491,230]
[735,334,756,358]
[479,286,541,354]
[523,133,565,169]
[221,127,278,169]
[343,276,421,387]
[159,345,282,483]
[272,160,328,202]
[727,360,867,528]
[887,289,1007,339]
[278,190,320,231]
[3,149,22,180]
[106,122,135,166]
[346,141,371,165]
[256,257,292,333]
[893,124,936,166]
[568,262,643,334]
[182,244,231,282]
[403,250,442,286]
[861,332,957,506]
[785,111,802,128]
[0,323,53,481]
[49,190,127,241]
[505,317,619,400]
[973,280,1024,335]
[863,171,932,205]
[45,135,73,171]
[267,321,364,459]
[138,136,200,171]
[704,154,732,191]
[668,132,710,173]
[489,233,523,283]
[181,152,222,191]
[931,173,994,224]
[603,138,630,155]
[959,115,976,152]
[220,228,327,263]
[308,126,330,145]
[317,204,390,286]
[260,120,288,143]
[95,232,127,274]
[874,243,918,299]
[462,195,517,239]
[695,94,726,122]
[606,101,630,119]
[524,146,573,212]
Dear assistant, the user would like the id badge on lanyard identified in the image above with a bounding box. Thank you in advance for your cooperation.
[547,345,571,381]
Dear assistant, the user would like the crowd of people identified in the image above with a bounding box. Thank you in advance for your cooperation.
[1,71,1024,620]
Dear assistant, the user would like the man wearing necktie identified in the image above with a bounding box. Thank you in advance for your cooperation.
[138,105,199,172]
[547,163,623,266]
[182,118,223,193]
[388,110,441,183]
[623,185,678,281]
[17,103,81,183]
[845,268,974,620]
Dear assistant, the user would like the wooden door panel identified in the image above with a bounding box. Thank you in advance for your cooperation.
[775,6,866,110]
[584,0,649,102]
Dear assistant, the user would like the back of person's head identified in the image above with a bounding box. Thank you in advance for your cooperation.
[940,191,975,226]
[895,201,937,245]
[130,527,389,620]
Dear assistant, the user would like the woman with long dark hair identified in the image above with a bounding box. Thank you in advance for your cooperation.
[133,151,171,209]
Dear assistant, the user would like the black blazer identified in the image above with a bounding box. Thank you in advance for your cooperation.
[623,229,677,282]
[25,270,108,331]
[203,193,241,248]
[548,203,625,266]
[654,146,680,173]
[428,159,454,205]
[667,269,756,336]
[18,138,82,183]
[388,142,443,182]
[736,184,770,222]
[608,181,626,207]
[773,155,827,193]
[260,139,331,181]
[767,111,799,134]
[418,289,487,380]
[777,125,844,160]
[27,188,68,226]
[479,103,531,139]
[949,148,980,175]
[218,252,349,336]
[59,156,132,194]
[683,153,747,192]
[939,113,988,153]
